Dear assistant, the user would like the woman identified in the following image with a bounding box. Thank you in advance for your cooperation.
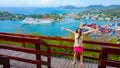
[61,27,98,67]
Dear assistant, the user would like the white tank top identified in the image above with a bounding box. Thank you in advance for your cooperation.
[74,33,83,47]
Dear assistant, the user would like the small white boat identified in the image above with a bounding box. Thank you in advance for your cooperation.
[115,27,120,31]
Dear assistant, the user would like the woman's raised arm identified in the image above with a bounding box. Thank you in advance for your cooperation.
[83,26,99,34]
[61,27,75,34]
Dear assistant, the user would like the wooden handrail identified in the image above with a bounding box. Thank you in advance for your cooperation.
[98,46,120,68]
[0,54,39,64]
[102,46,120,55]
[0,32,120,47]
[0,34,40,44]
[0,33,51,68]
[0,44,39,54]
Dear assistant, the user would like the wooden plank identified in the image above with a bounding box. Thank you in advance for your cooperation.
[0,44,39,54]
[51,57,58,68]
[51,51,73,56]
[0,54,39,64]
[83,40,120,47]
[0,49,100,68]
[41,61,49,66]
[101,60,120,67]
[0,34,40,44]
[0,32,74,42]
[102,46,120,55]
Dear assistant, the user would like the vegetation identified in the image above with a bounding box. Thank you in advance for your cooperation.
[0,11,62,22]
[0,11,26,20]
[62,5,120,21]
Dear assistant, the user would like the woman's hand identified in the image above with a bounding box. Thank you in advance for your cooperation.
[61,27,75,34]
[94,26,100,32]
[61,27,65,30]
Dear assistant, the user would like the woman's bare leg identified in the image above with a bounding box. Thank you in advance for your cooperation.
[72,52,77,65]
[80,52,84,66]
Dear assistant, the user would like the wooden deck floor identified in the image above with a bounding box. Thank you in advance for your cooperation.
[0,49,115,68]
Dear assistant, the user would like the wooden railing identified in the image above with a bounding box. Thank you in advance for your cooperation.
[0,32,120,68]
[98,46,120,68]
[0,34,51,68]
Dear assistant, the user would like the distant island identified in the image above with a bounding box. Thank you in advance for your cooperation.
[60,5,120,21]
[0,11,62,22]
[87,5,120,9]
[59,5,120,10]
[59,5,80,9]
[0,11,25,20]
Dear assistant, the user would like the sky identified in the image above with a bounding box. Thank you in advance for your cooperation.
[0,0,120,7]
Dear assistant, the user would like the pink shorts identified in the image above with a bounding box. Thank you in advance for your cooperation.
[74,46,84,52]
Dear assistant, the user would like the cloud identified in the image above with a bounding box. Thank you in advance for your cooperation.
[40,0,51,4]
[0,0,120,7]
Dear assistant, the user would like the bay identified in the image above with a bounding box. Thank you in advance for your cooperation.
[0,7,112,37]
[0,19,111,37]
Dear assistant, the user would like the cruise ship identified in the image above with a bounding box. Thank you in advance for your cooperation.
[22,17,54,24]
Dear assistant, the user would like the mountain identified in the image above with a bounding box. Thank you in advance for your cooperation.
[107,5,120,9]
[87,5,105,9]
[86,5,120,10]
[59,5,79,9]
[59,5,120,10]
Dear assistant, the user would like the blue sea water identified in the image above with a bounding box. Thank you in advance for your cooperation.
[0,7,112,37]
[0,7,82,15]
[0,19,112,37]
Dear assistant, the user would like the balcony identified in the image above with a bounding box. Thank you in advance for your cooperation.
[0,32,120,68]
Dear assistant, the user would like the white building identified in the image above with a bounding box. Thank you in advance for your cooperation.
[105,18,111,21]
[98,17,104,20]
[91,17,96,20]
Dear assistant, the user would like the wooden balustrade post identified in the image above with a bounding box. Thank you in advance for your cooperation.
[22,42,26,47]
[47,46,51,68]
[35,43,41,68]
[98,47,108,68]
[0,56,10,68]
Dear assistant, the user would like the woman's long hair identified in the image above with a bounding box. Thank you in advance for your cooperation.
[76,28,82,39]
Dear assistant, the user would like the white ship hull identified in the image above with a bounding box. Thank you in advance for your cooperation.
[22,17,54,24]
